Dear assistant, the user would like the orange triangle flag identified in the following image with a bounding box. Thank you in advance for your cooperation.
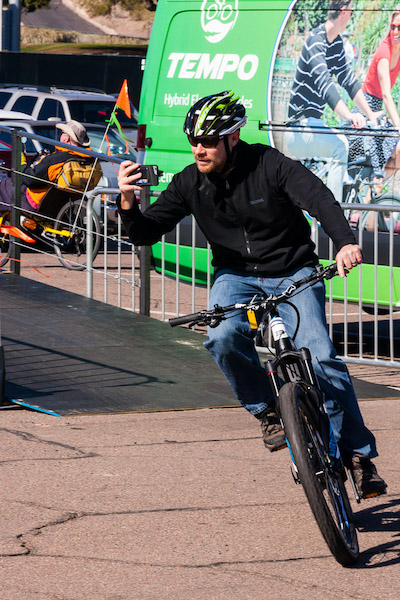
[116,79,132,119]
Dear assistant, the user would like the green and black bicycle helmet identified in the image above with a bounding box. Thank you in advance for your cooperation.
[183,90,247,138]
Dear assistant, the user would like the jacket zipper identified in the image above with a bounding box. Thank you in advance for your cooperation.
[243,229,251,255]
[225,186,251,257]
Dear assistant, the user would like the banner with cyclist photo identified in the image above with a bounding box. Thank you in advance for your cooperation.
[269,0,400,225]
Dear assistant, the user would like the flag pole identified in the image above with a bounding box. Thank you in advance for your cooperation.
[74,80,134,225]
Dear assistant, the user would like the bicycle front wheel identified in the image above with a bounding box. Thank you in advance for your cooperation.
[361,193,400,233]
[279,382,359,566]
[53,199,101,271]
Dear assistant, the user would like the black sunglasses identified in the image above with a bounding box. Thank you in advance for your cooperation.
[391,23,400,31]
[188,135,222,148]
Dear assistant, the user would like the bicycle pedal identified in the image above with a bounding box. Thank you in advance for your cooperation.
[270,442,287,452]
[362,489,387,500]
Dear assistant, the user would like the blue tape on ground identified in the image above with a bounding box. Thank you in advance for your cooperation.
[11,400,61,417]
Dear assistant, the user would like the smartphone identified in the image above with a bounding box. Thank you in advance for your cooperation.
[132,165,160,186]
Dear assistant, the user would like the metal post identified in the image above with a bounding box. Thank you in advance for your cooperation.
[11,129,22,275]
[86,193,94,299]
[1,7,11,51]
[139,187,151,316]
[0,344,5,405]
[9,0,20,52]
[0,1,3,51]
[0,316,5,404]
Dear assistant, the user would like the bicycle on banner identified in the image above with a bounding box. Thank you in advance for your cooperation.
[308,120,400,233]
[272,115,400,234]
[170,264,387,567]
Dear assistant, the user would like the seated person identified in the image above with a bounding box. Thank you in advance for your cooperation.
[350,6,400,184]
[0,120,94,215]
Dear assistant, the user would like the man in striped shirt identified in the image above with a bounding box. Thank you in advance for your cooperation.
[286,0,377,203]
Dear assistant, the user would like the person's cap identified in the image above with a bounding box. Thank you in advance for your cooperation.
[56,120,90,147]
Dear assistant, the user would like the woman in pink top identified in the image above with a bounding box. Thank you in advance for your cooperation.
[350,5,400,179]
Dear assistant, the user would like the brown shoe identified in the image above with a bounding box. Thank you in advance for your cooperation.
[351,454,387,499]
[258,409,287,452]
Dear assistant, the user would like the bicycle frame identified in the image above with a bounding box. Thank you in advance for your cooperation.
[262,305,346,477]
[1,209,73,246]
[263,310,319,395]
[306,154,380,206]
[301,118,396,208]
[0,212,36,245]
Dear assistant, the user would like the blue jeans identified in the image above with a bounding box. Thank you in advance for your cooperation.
[204,267,377,458]
[286,117,348,204]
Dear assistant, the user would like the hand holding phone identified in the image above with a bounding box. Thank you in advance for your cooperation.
[131,164,160,186]
[118,161,161,210]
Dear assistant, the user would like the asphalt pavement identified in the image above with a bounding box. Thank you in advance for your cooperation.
[0,400,399,600]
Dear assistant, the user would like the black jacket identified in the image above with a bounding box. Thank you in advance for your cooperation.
[118,141,356,276]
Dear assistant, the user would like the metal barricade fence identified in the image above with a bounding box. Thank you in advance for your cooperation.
[312,203,399,368]
[1,124,398,368]
[84,193,400,368]
[85,187,214,319]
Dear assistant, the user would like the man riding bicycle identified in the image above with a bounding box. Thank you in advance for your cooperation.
[117,90,387,499]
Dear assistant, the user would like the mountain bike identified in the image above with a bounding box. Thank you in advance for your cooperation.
[169,264,362,566]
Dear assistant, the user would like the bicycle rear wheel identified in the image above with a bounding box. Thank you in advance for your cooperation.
[53,199,101,271]
[279,382,359,566]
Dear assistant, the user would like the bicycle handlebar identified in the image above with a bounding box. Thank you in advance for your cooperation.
[342,116,398,136]
[169,312,209,327]
[169,263,338,328]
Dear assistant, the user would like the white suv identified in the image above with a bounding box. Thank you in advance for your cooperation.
[0,85,137,144]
